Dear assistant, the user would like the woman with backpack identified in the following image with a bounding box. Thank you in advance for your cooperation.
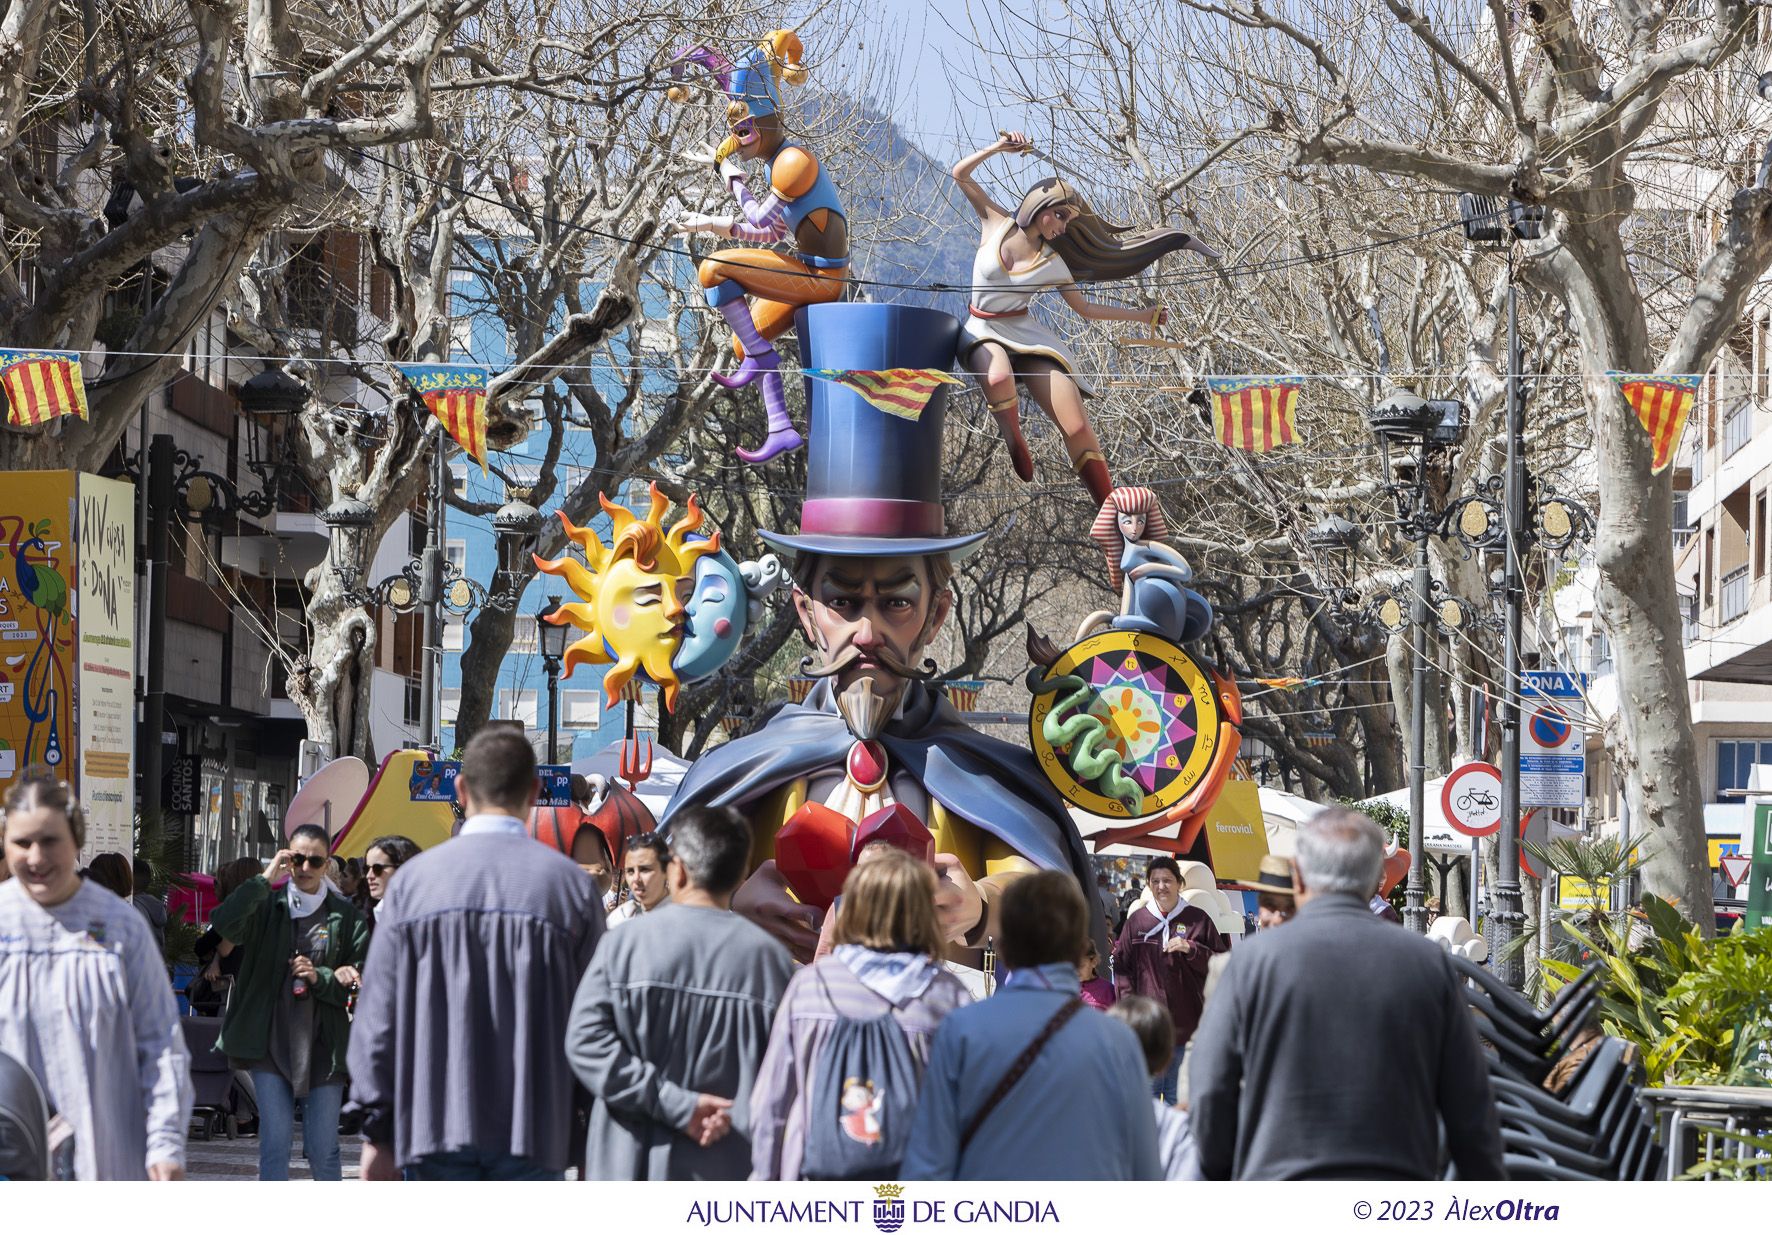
[749,848,970,1180]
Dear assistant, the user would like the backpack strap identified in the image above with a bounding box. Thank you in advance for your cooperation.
[958,996,1083,1154]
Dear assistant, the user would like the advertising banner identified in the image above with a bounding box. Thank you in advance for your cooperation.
[75,474,136,854]
[1748,803,1772,932]
[0,472,76,807]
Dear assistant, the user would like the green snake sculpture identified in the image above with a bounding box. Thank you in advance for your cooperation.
[1026,667,1145,815]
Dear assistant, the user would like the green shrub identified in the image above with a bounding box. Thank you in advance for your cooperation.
[1544,893,1772,1088]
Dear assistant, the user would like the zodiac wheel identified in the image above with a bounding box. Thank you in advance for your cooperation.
[1028,629,1221,818]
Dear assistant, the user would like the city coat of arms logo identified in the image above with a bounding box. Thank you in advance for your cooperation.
[872,1183,905,1234]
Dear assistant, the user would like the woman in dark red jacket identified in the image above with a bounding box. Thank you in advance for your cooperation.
[1112,856,1222,1103]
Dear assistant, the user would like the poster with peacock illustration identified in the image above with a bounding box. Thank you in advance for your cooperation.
[0,473,77,803]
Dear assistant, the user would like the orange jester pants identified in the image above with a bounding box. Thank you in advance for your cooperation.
[697,250,846,357]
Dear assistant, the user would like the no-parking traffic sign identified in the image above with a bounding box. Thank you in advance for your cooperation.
[1442,761,1504,837]
[1520,671,1585,808]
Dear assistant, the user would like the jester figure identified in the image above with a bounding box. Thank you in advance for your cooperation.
[671,30,848,463]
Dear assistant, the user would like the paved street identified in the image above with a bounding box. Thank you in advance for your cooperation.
[185,1125,362,1181]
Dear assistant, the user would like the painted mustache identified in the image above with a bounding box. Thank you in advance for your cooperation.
[800,642,937,682]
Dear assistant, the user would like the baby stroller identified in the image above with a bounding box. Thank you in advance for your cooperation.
[0,1049,50,1180]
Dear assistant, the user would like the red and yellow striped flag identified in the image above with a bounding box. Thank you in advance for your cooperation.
[1609,372,1700,473]
[806,367,961,420]
[0,349,90,427]
[1206,376,1301,452]
[397,363,491,468]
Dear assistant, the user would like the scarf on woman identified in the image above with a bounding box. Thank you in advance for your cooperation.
[286,878,336,920]
[1140,895,1188,942]
[834,944,942,1006]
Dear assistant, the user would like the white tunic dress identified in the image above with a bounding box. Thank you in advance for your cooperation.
[956,216,1094,395]
[0,877,192,1179]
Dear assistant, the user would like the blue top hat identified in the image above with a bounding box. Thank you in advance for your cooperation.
[758,303,987,562]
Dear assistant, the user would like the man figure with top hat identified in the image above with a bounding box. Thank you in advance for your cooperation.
[663,302,1099,963]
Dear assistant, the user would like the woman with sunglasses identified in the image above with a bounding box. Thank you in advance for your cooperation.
[361,835,420,929]
[210,823,368,1179]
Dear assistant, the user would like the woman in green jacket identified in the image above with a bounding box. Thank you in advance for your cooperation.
[211,823,368,1180]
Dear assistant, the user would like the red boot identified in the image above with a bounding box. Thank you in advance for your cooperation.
[990,397,1035,482]
[1073,449,1112,506]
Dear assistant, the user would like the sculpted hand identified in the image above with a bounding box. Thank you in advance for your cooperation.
[932,852,985,942]
[147,1160,184,1180]
[731,860,823,963]
[680,145,720,169]
[686,1094,734,1147]
[675,212,733,238]
[717,156,747,186]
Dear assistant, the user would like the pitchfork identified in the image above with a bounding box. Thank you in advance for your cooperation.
[618,734,653,791]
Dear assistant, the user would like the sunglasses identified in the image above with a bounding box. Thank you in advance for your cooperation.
[366,862,399,876]
[289,854,329,871]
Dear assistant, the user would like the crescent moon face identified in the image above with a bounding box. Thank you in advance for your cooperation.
[673,547,748,682]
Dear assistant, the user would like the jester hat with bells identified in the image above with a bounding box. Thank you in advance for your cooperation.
[667,30,809,162]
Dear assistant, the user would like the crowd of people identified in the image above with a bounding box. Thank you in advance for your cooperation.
[0,733,1505,1182]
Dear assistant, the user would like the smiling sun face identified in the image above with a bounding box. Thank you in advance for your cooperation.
[533,483,718,712]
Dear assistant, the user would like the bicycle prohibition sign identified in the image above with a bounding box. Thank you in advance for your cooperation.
[1442,761,1504,838]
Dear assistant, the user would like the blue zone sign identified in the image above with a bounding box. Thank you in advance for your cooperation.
[1520,671,1585,808]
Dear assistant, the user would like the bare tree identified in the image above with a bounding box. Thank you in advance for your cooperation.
[956,0,1727,918]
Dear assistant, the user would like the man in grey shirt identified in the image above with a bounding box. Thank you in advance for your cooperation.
[346,728,602,1180]
[1188,808,1503,1180]
[568,805,790,1180]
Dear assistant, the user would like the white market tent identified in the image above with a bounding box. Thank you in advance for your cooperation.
[1371,777,1483,855]
[571,743,691,821]
[1073,785,1327,858]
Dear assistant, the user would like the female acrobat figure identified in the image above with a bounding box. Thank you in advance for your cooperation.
[951,132,1219,504]
[672,31,848,463]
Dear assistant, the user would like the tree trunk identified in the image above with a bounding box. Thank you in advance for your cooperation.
[454,592,523,750]
[290,583,378,762]
[1588,373,1714,929]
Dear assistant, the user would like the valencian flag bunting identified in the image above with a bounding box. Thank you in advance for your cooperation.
[804,367,962,421]
[1206,375,1301,453]
[0,349,90,427]
[397,363,491,468]
[1609,371,1700,473]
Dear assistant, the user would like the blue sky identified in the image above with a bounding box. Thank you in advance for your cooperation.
[868,0,987,164]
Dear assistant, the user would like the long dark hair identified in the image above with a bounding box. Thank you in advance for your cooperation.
[1015,177,1194,282]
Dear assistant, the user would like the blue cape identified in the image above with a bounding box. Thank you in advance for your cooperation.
[664,679,1103,942]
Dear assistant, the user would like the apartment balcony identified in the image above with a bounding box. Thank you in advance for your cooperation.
[1690,563,1772,683]
[1723,399,1754,459]
[1723,563,1751,624]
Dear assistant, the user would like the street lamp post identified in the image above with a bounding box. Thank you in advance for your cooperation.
[538,594,568,764]
[1367,389,1465,933]
[125,370,306,818]
[319,439,540,751]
